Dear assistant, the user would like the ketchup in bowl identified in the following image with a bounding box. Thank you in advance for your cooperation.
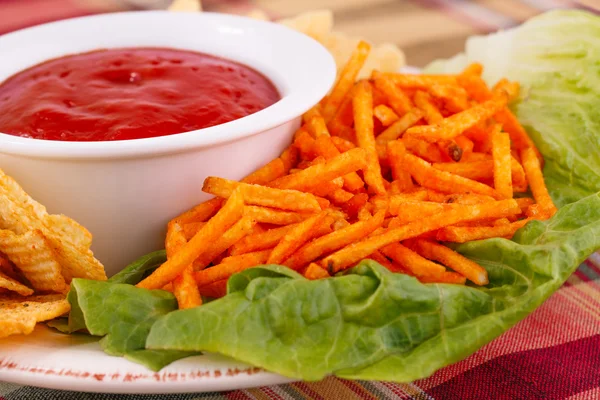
[0,48,280,141]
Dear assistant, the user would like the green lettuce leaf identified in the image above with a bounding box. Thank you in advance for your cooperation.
[426,10,600,206]
[108,250,167,285]
[66,257,199,371]
[146,194,600,381]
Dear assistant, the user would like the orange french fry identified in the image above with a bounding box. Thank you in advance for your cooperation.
[203,177,322,213]
[387,200,458,218]
[386,140,415,192]
[405,88,509,142]
[413,90,443,124]
[402,136,444,163]
[383,73,458,89]
[332,217,351,231]
[173,266,203,309]
[455,135,474,154]
[407,239,488,285]
[456,73,540,159]
[357,204,373,221]
[370,194,390,215]
[244,206,314,225]
[353,81,387,195]
[164,222,202,309]
[368,250,401,272]
[433,161,493,181]
[474,123,498,154]
[515,197,535,214]
[457,73,490,103]
[381,243,446,277]
[331,136,356,153]
[285,210,385,270]
[418,271,467,285]
[436,218,531,243]
[198,279,228,299]
[521,147,557,218]
[229,224,297,256]
[389,189,430,203]
[312,178,343,198]
[302,104,323,125]
[422,189,448,202]
[306,115,331,138]
[303,263,331,280]
[328,188,354,205]
[429,84,470,113]
[294,129,317,160]
[193,215,256,270]
[242,158,286,185]
[171,197,223,225]
[269,211,329,265]
[165,221,187,259]
[297,156,326,170]
[376,109,423,145]
[511,156,528,192]
[195,250,270,287]
[496,109,541,158]
[460,62,483,77]
[314,135,365,192]
[494,218,511,226]
[138,188,245,290]
[269,148,367,192]
[442,193,496,205]
[403,153,501,199]
[327,84,359,138]
[439,139,463,162]
[372,71,413,116]
[491,129,513,199]
[322,199,520,273]
[228,220,332,257]
[433,158,528,190]
[493,79,520,101]
[280,145,300,173]
[341,193,370,219]
[373,104,400,127]
[322,40,371,121]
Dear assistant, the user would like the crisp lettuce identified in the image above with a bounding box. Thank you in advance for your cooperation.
[66,10,600,381]
[66,251,199,371]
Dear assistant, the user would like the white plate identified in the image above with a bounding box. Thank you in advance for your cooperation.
[0,325,294,394]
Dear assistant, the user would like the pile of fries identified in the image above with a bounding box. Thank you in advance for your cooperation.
[137,41,557,309]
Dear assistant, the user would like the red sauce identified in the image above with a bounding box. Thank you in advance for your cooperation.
[0,48,280,141]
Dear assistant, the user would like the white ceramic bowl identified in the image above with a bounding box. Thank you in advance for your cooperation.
[0,11,336,275]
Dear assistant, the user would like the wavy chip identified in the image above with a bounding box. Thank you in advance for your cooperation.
[0,169,106,283]
[0,229,67,293]
[0,294,70,339]
[0,271,33,296]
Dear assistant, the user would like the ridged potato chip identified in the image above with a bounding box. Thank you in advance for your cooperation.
[0,229,67,293]
[0,271,33,296]
[0,169,106,283]
[0,294,70,339]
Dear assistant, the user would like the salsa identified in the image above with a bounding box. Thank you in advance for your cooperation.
[0,48,280,141]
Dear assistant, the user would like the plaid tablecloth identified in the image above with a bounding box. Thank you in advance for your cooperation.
[1,1,599,399]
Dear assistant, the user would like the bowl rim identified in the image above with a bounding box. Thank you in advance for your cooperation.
[0,11,336,160]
